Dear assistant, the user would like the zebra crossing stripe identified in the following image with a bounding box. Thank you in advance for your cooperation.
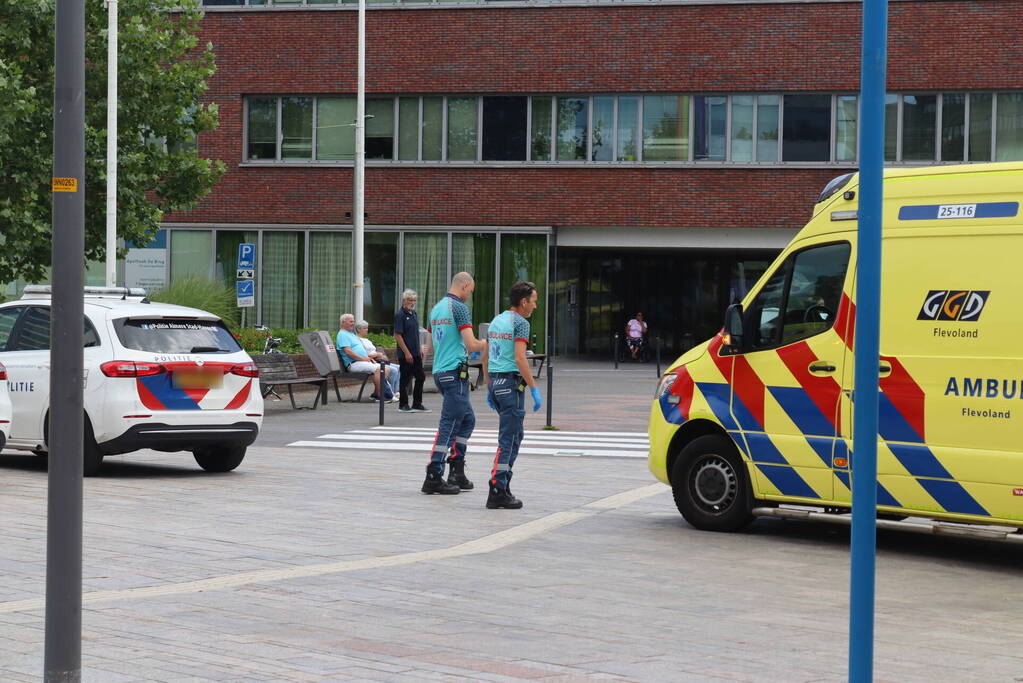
[287,427,650,458]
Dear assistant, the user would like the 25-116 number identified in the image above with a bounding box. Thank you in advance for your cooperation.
[937,204,976,218]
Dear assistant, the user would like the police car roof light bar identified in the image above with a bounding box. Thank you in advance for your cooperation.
[22,285,149,301]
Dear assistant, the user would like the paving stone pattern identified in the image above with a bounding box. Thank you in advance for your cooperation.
[1,362,1022,681]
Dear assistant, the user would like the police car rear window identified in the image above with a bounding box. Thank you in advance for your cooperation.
[116,319,242,354]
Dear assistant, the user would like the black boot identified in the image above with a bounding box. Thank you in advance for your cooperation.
[486,484,522,509]
[422,468,460,494]
[447,458,474,491]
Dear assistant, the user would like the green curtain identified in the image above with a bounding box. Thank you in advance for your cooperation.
[404,233,448,321]
[170,230,211,280]
[452,233,496,326]
[996,92,1023,161]
[261,232,304,329]
[308,232,352,331]
[216,230,258,327]
[500,234,547,353]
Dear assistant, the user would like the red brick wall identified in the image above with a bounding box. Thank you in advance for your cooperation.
[167,0,1022,229]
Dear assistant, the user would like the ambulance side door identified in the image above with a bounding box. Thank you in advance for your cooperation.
[735,239,853,503]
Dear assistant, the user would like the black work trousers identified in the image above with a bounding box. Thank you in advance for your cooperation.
[398,355,425,408]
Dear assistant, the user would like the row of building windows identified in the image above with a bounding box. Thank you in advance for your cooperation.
[244,92,1023,166]
[163,228,549,344]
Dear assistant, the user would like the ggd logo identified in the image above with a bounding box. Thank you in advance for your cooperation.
[917,290,990,322]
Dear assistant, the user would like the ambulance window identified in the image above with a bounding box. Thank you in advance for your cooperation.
[780,242,850,345]
[749,266,788,349]
[0,307,24,351]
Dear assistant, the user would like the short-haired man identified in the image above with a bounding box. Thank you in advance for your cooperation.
[421,272,486,495]
[482,280,542,509]
[393,289,429,413]
[336,313,390,401]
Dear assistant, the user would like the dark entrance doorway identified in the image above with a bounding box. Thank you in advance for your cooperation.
[552,247,778,359]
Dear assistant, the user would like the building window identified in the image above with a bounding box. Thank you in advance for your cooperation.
[452,233,496,324]
[308,232,352,330]
[482,96,527,161]
[530,97,553,161]
[281,97,313,160]
[996,92,1023,161]
[316,97,355,160]
[262,231,305,329]
[694,96,727,161]
[404,233,448,317]
[247,97,277,160]
[782,94,831,162]
[643,95,688,161]
[243,91,1023,166]
[170,230,212,280]
[500,234,547,353]
[556,97,588,161]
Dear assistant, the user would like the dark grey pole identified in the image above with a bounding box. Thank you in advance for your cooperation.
[655,336,661,377]
[45,0,85,678]
[613,333,619,370]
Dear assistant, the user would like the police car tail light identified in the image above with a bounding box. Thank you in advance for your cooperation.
[0,363,6,381]
[100,361,166,378]
[230,362,259,378]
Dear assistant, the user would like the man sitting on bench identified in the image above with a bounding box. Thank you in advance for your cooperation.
[337,313,392,401]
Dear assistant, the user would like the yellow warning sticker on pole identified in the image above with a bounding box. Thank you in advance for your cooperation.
[51,177,78,192]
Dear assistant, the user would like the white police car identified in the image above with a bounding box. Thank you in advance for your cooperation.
[0,361,10,450]
[0,286,262,475]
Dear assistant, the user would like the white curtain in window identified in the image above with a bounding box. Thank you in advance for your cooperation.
[261,232,303,329]
[404,233,448,314]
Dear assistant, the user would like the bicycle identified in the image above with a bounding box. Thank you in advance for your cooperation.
[256,325,284,399]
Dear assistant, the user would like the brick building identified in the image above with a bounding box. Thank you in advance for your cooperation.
[152,0,1023,356]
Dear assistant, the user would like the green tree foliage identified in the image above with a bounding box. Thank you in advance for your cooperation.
[0,0,223,284]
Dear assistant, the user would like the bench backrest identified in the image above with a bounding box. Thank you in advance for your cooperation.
[251,353,297,382]
[291,354,321,379]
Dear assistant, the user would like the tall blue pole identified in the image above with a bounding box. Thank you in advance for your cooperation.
[850,1,887,681]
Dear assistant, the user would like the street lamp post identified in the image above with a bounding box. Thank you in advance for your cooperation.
[105,0,118,287]
[352,0,366,323]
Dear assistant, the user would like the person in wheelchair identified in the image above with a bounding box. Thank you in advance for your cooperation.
[625,312,649,362]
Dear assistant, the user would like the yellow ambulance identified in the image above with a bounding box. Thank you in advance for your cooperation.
[648,161,1023,535]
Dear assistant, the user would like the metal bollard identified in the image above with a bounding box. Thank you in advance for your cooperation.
[613,333,619,370]
[546,335,553,428]
[378,359,386,426]
[655,336,662,377]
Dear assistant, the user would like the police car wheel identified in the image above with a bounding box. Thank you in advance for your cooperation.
[83,422,104,477]
[672,434,753,532]
[193,446,246,473]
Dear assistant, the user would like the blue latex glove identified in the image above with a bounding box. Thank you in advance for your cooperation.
[530,386,542,413]
[486,391,497,411]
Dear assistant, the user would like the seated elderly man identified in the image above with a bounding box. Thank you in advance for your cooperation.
[336,313,392,401]
[356,319,400,402]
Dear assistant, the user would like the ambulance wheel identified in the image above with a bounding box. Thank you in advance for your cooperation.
[672,434,753,532]
[193,446,246,472]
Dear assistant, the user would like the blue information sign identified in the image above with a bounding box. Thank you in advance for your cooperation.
[236,279,255,308]
[238,243,256,269]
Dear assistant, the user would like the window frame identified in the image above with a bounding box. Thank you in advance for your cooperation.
[742,240,852,353]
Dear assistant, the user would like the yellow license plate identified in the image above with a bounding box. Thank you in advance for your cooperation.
[172,371,223,389]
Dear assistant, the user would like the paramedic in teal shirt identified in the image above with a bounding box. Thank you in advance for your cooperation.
[421,272,487,495]
[482,280,541,509]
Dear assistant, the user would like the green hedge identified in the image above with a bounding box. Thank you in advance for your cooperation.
[235,326,395,355]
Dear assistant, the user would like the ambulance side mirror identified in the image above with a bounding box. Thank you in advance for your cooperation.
[722,304,745,354]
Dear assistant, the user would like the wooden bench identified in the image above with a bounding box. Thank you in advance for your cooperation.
[336,350,377,402]
[252,353,327,410]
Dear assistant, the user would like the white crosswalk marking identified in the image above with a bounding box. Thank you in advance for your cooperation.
[288,426,650,458]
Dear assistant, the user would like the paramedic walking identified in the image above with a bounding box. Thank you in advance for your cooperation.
[421,272,486,495]
[483,280,542,510]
